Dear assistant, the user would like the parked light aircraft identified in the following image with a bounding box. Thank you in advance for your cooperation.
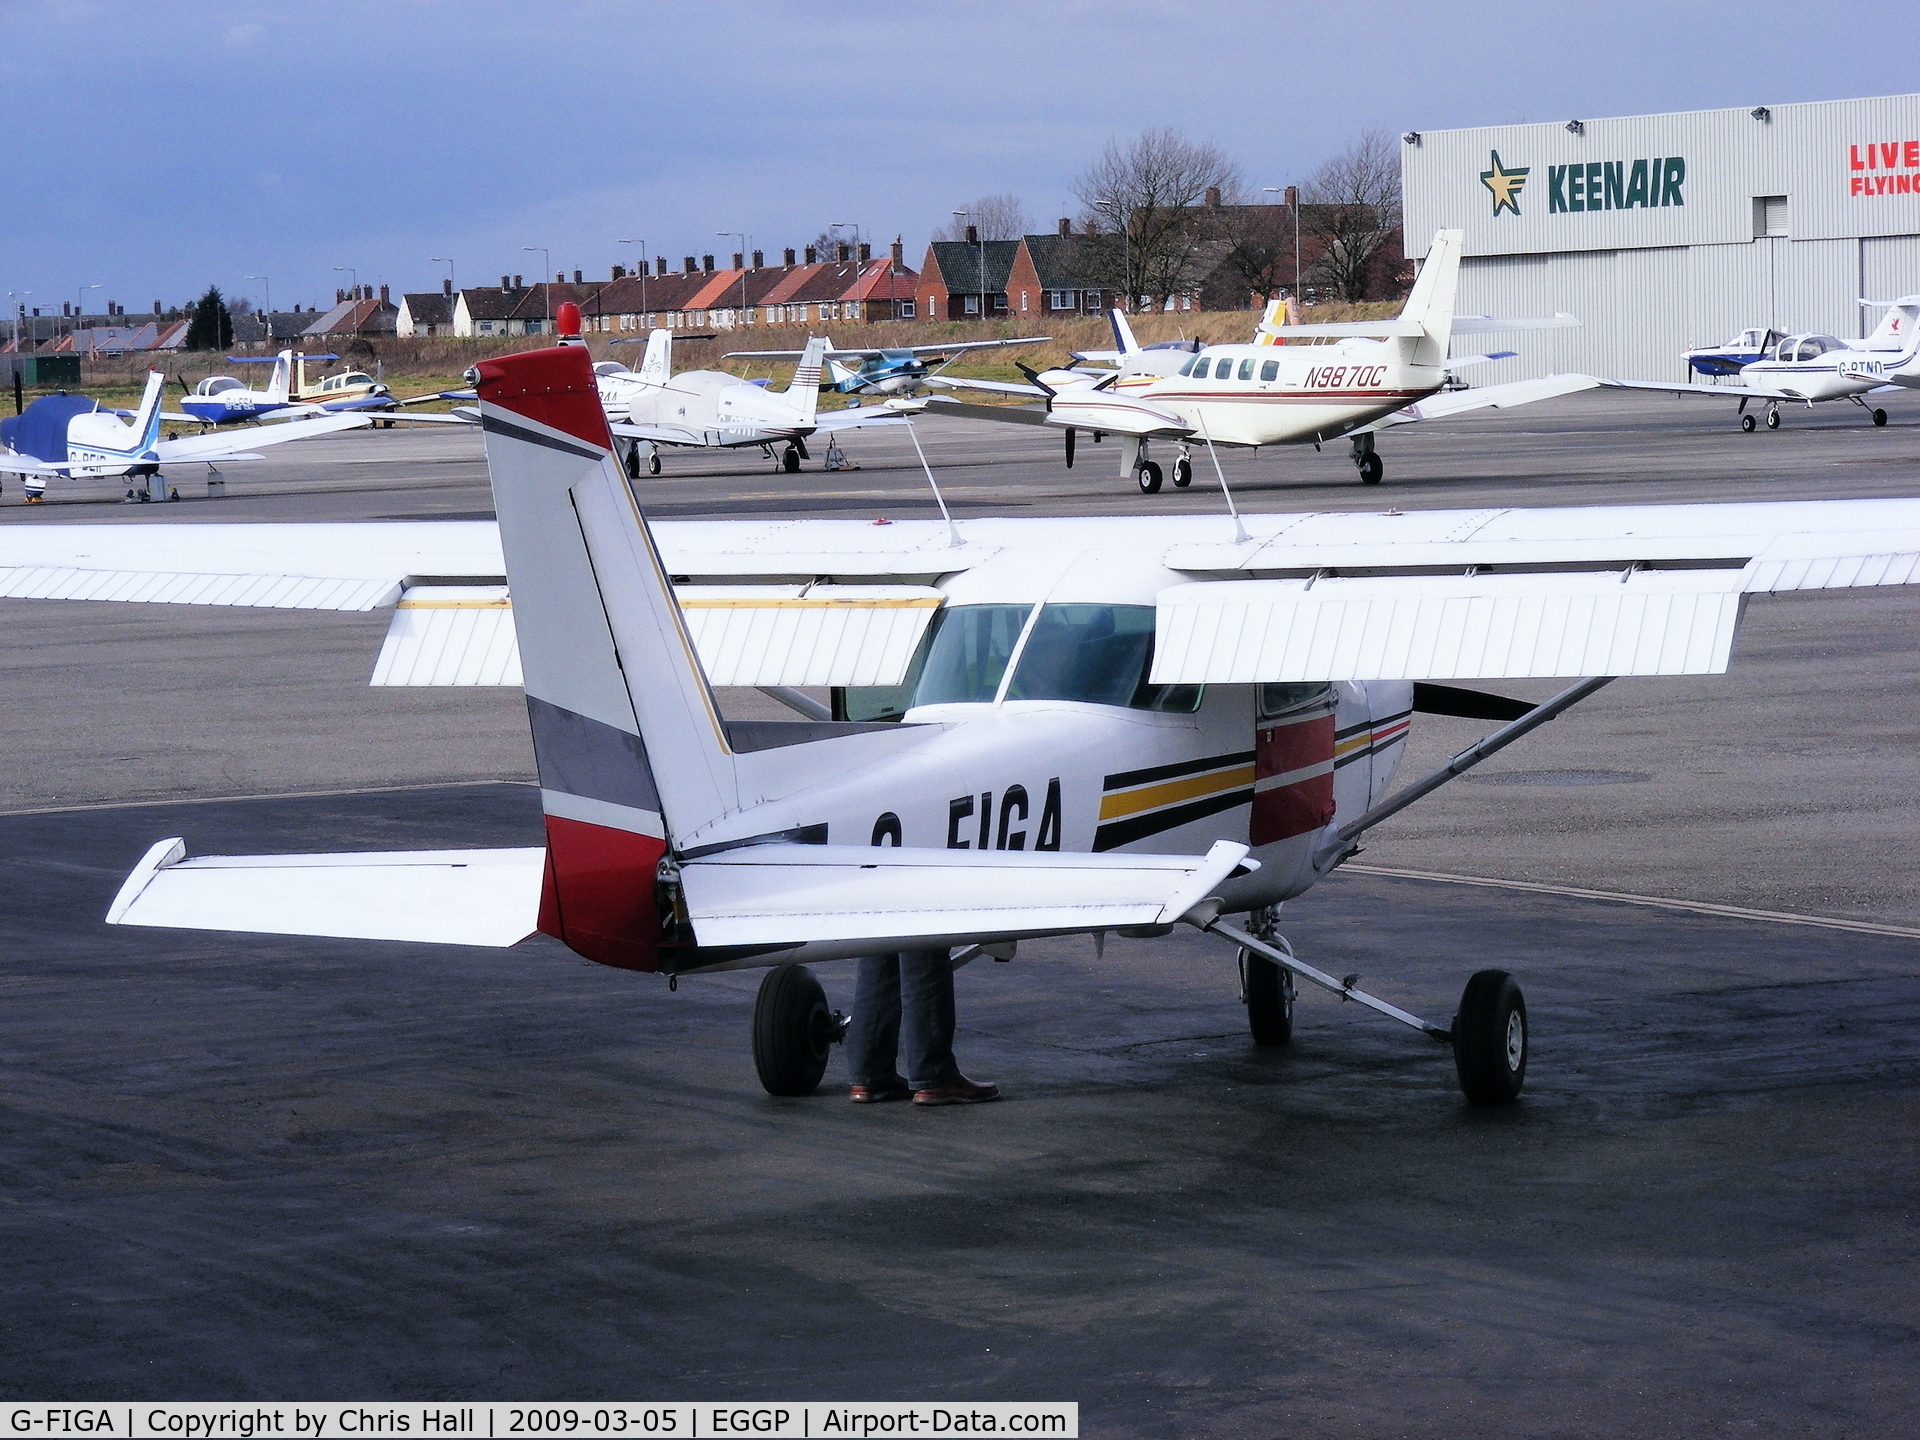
[178,350,458,427]
[1602,305,1920,429]
[590,311,907,474]
[926,231,1595,490]
[724,336,1052,397]
[0,370,370,501]
[1685,327,1782,378]
[13,342,1918,1106]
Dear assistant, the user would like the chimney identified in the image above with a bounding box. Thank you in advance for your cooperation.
[703,255,715,273]
[837,243,851,262]
[751,249,763,269]
[683,256,696,273]
[335,289,345,303]
[501,275,511,291]
[154,302,162,315]
[379,284,389,303]
[890,237,903,266]
[858,242,871,262]
[443,278,453,295]
[731,252,743,270]
[611,264,625,280]
[513,274,523,289]
[573,269,583,285]
[655,257,667,276]
[62,302,70,317]
[965,224,978,245]
[1083,219,1098,235]
[1284,184,1298,208]
[804,246,817,265]
[1205,185,1221,208]
[1058,217,1071,237]
[784,247,796,266]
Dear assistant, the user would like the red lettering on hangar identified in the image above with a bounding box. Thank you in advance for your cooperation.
[1848,141,1920,196]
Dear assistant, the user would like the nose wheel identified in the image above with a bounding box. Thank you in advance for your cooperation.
[1452,969,1527,1105]
[1350,433,1384,484]
[782,444,802,473]
[1171,454,1193,488]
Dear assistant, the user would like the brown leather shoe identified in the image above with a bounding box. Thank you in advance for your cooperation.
[912,1075,1001,1106]
[849,1075,911,1103]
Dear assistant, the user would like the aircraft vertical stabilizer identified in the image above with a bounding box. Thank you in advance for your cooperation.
[1398,228,1463,369]
[1108,308,1142,356]
[786,336,828,422]
[475,343,738,970]
[638,328,672,384]
[264,350,292,404]
[130,370,166,452]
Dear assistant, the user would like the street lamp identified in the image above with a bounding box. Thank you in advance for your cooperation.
[1263,186,1302,307]
[523,247,550,329]
[75,284,101,347]
[617,239,648,326]
[246,275,270,341]
[718,232,750,324]
[429,259,455,335]
[8,290,30,359]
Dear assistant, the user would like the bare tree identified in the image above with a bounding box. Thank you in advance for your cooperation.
[931,194,1033,242]
[1073,128,1243,309]
[1301,130,1403,302]
[1208,203,1295,306]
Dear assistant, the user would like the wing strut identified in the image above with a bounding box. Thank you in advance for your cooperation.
[1313,675,1616,874]
[1197,916,1454,1041]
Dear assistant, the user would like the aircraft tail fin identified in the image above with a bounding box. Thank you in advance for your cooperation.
[1860,296,1920,352]
[475,343,738,971]
[1108,308,1141,356]
[638,328,672,385]
[786,336,828,422]
[826,357,860,391]
[264,350,292,404]
[132,370,166,451]
[1397,228,1463,368]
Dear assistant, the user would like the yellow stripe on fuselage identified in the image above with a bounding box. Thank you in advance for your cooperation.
[1098,764,1254,822]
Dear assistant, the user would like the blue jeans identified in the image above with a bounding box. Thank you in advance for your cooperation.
[846,948,958,1091]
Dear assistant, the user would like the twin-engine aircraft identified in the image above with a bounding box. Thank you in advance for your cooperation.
[17,343,1919,1107]
[926,231,1596,491]
[0,370,370,501]
[723,336,1052,398]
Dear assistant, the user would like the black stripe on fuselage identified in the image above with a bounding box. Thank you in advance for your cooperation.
[1104,750,1255,792]
[1092,787,1253,851]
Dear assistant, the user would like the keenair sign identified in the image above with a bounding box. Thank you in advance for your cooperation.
[1546,156,1686,213]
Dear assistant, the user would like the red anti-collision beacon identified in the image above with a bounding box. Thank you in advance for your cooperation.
[555,300,583,344]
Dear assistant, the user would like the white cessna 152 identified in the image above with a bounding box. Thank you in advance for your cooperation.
[926,231,1595,491]
[15,342,1918,1107]
[0,369,371,501]
[583,309,906,475]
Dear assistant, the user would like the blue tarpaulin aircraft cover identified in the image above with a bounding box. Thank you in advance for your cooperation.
[0,394,97,461]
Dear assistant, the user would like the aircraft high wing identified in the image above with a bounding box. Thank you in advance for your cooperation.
[12,341,1920,1108]
[0,370,372,501]
[724,335,1052,397]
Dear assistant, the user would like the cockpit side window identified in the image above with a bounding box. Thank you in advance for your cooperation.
[1257,682,1334,719]
[1004,604,1202,713]
[1177,356,1199,377]
[909,604,1032,707]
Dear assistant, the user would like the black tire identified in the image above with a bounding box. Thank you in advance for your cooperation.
[1873,408,1888,427]
[648,452,662,474]
[782,447,801,473]
[752,963,833,1096]
[1172,456,1193,488]
[625,445,641,480]
[1740,413,1757,433]
[1242,950,1294,1046]
[1136,460,1163,494]
[1453,969,1527,1105]
[1765,409,1781,430]
[1358,453,1384,485]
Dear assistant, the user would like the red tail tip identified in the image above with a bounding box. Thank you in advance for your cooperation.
[556,301,582,337]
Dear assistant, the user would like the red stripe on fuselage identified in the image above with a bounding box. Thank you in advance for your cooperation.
[474,345,614,451]
[540,812,665,971]
[1252,713,1335,845]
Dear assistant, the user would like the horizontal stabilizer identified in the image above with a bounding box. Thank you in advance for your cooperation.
[152,412,370,463]
[107,839,544,947]
[1151,569,1750,683]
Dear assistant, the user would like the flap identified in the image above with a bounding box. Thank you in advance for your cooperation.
[1151,570,1749,683]
[106,839,544,947]
[681,840,1253,950]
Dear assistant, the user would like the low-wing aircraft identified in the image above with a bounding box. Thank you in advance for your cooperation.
[20,341,1920,1108]
[924,231,1597,490]
[723,336,1052,397]
[594,313,906,474]
[0,370,371,501]
[175,351,461,429]
[1685,327,1783,378]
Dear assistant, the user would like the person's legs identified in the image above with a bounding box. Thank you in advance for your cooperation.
[845,952,903,1089]
[898,946,960,1092]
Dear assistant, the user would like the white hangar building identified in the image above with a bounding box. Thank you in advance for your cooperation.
[1401,92,1920,383]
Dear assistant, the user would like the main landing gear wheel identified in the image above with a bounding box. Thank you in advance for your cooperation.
[1136,460,1163,494]
[782,445,802,473]
[648,449,661,475]
[1358,453,1384,485]
[1452,969,1527,1105]
[1240,948,1295,1046]
[752,963,839,1096]
[1741,414,1757,433]
[1171,456,1193,488]
[1874,407,1889,427]
[1765,408,1781,430]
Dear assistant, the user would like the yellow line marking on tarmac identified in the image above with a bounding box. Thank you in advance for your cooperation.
[1343,863,1920,940]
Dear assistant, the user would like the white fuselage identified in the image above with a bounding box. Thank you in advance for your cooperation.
[1734,334,1891,402]
[600,367,816,448]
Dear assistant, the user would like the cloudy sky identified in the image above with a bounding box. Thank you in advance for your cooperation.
[3,1,1909,315]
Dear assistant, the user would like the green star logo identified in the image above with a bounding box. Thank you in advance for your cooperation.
[1480,150,1529,217]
